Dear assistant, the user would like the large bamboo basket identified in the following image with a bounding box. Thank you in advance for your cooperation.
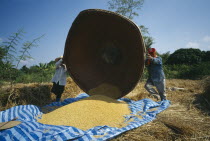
[63,9,145,99]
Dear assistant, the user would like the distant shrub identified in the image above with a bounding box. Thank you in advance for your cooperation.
[202,51,210,62]
[180,62,210,79]
[166,48,204,65]
[163,62,210,80]
[15,73,53,83]
[163,64,191,79]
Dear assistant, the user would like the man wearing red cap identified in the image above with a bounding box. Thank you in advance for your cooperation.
[145,48,166,101]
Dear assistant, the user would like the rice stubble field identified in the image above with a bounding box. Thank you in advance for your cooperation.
[1,77,210,140]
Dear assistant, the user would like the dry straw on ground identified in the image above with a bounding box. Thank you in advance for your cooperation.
[202,76,210,102]
[1,78,210,140]
[111,79,210,141]
[0,77,82,111]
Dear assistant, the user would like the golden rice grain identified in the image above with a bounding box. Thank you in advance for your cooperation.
[88,83,122,99]
[38,95,131,130]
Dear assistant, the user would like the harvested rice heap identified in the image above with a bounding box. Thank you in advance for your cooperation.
[88,83,122,99]
[38,95,131,130]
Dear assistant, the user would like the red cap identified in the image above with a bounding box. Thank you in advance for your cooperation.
[148,48,156,53]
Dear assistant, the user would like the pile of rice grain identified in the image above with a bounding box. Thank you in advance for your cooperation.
[88,83,122,99]
[38,95,131,130]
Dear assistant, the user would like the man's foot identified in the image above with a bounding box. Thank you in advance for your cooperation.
[149,94,160,100]
[160,94,167,101]
[160,96,167,101]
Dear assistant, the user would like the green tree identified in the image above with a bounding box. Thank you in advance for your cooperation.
[202,51,210,62]
[0,46,6,78]
[166,48,204,65]
[108,0,144,19]
[159,51,170,64]
[15,35,44,69]
[29,63,55,82]
[0,45,6,61]
[36,63,48,82]
[20,65,29,73]
[48,60,55,66]
[0,29,44,85]
[0,29,24,82]
[2,29,24,64]
[108,0,154,49]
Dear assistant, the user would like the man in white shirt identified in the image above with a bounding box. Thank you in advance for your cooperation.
[51,56,67,102]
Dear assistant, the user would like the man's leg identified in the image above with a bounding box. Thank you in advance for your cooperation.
[145,79,160,100]
[56,83,65,102]
[155,79,167,101]
[51,82,56,94]
[56,94,61,102]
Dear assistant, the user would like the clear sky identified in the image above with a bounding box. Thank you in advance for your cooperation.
[1,0,210,68]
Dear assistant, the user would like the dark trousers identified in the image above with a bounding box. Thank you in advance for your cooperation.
[145,79,166,101]
[51,82,65,100]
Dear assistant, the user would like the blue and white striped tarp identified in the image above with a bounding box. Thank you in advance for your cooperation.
[0,93,170,141]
